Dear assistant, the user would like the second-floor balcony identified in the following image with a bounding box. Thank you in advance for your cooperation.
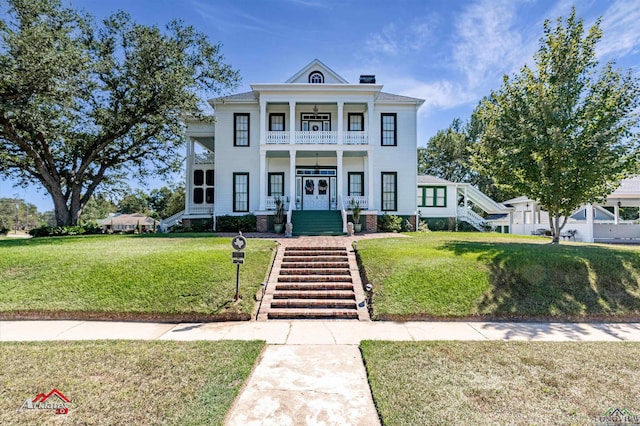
[265,131,368,145]
[192,152,215,164]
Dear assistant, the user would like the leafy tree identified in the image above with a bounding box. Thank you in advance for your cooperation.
[118,190,150,215]
[0,198,40,231]
[419,119,472,181]
[80,194,117,221]
[0,0,239,225]
[473,8,640,243]
[419,116,517,203]
[149,183,185,219]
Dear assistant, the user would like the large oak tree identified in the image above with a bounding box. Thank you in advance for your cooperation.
[0,0,239,225]
[474,7,640,243]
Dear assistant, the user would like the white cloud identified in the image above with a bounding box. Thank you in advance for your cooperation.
[365,16,438,56]
[381,76,478,113]
[599,0,640,59]
[189,0,277,34]
[453,0,534,88]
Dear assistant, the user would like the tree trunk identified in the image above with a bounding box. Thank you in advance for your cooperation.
[51,190,72,226]
[551,215,560,244]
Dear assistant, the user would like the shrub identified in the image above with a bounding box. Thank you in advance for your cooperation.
[216,214,257,232]
[402,218,413,232]
[417,220,430,232]
[0,225,8,235]
[378,213,402,233]
[28,222,103,237]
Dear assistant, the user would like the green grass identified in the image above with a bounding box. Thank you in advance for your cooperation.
[361,340,640,426]
[0,340,263,425]
[0,234,275,320]
[357,232,640,320]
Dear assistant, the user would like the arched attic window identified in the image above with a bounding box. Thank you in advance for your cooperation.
[309,71,324,84]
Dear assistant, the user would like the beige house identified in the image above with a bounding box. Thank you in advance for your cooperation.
[98,213,156,233]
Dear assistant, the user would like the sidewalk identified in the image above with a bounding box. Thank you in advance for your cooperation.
[3,319,640,425]
[2,319,640,342]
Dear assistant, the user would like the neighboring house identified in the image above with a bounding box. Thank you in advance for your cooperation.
[98,213,156,233]
[417,175,512,231]
[487,176,640,242]
[170,59,425,234]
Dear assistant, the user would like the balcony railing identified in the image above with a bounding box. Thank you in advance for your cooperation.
[264,131,369,145]
[344,131,368,145]
[296,131,336,144]
[266,131,289,144]
[265,196,290,211]
[193,152,215,164]
[343,196,368,210]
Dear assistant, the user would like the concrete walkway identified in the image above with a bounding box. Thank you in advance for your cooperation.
[3,320,640,343]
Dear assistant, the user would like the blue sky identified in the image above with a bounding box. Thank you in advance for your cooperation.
[2,0,639,212]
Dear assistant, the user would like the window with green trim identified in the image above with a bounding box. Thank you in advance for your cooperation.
[418,186,446,207]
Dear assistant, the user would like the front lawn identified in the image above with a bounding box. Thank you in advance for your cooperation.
[0,234,275,320]
[357,232,640,320]
[0,340,263,425]
[361,340,640,425]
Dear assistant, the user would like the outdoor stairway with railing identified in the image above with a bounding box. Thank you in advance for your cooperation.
[291,210,344,236]
[261,245,368,320]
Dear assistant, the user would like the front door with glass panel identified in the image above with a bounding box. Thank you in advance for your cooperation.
[303,177,329,210]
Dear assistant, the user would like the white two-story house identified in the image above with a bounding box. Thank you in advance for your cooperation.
[176,59,424,234]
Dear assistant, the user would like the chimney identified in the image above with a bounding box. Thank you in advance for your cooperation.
[359,75,376,84]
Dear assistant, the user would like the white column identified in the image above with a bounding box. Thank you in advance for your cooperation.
[259,99,267,146]
[337,101,344,145]
[289,151,296,218]
[464,186,468,209]
[614,204,620,225]
[185,138,194,213]
[289,101,296,145]
[337,150,343,208]
[259,151,266,211]
[509,210,514,234]
[367,100,375,145]
[367,150,374,209]
[585,203,594,243]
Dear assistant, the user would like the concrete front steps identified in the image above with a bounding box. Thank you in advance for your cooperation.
[260,245,369,320]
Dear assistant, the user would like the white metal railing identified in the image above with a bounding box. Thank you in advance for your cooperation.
[159,210,184,232]
[343,196,368,210]
[339,196,347,233]
[344,131,368,145]
[193,152,215,164]
[188,205,215,214]
[295,131,337,144]
[457,207,488,231]
[265,131,290,144]
[264,197,290,211]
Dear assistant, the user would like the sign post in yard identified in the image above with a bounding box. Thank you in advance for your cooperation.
[231,233,247,301]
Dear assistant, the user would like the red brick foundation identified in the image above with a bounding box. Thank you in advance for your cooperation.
[181,219,192,228]
[256,215,268,233]
[365,214,377,232]
[408,215,417,231]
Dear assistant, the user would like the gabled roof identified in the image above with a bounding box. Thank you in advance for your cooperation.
[501,196,534,205]
[417,175,453,185]
[377,92,424,104]
[211,91,257,104]
[285,58,349,84]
